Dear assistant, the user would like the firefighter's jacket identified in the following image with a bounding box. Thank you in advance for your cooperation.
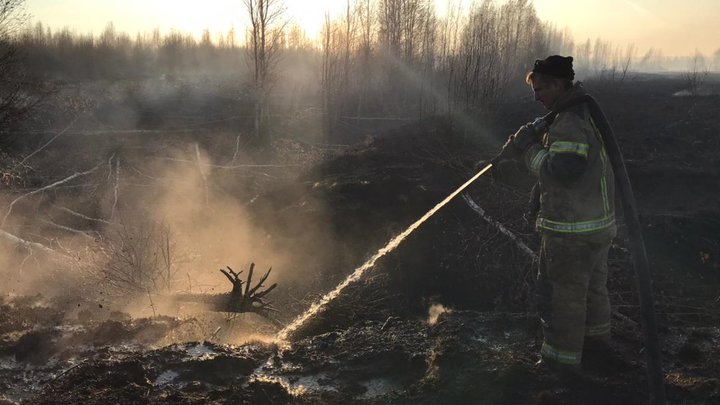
[522,82,616,236]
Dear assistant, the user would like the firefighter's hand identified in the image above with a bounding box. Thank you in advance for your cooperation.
[491,134,522,164]
[512,124,539,151]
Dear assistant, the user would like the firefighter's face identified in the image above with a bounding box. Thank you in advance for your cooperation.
[532,78,565,110]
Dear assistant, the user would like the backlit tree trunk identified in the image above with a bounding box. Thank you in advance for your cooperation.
[243,0,286,143]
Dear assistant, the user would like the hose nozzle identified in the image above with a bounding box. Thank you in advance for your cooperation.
[530,116,549,135]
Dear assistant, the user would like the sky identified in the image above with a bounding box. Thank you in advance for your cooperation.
[25,0,720,57]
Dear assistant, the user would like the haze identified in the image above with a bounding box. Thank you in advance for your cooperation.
[27,0,720,56]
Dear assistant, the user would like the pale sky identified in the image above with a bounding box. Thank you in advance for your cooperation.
[25,0,720,56]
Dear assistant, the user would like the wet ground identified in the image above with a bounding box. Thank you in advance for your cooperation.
[5,295,719,404]
[1,75,720,403]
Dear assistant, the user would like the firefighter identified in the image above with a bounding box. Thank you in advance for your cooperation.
[497,55,617,373]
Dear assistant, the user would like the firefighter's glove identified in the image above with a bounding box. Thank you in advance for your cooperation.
[491,134,522,164]
[512,124,540,151]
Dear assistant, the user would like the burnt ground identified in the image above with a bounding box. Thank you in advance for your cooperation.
[1,74,720,404]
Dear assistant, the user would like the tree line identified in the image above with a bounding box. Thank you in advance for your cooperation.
[5,0,719,141]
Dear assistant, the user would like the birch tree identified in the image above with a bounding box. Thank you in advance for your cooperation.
[0,0,31,142]
[243,0,287,142]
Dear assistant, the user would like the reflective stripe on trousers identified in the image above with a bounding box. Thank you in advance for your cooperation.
[537,232,613,365]
[541,342,582,365]
[536,215,615,234]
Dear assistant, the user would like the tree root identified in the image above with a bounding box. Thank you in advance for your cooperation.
[220,263,278,316]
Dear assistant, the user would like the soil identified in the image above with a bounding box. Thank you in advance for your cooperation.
[1,74,719,404]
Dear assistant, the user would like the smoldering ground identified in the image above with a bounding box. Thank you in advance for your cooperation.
[3,78,720,403]
[0,129,352,345]
[1,12,719,400]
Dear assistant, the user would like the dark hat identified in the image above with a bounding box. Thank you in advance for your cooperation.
[532,55,574,80]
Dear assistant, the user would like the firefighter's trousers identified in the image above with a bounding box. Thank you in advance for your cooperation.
[536,230,615,365]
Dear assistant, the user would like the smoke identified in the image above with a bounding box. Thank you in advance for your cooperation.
[146,146,338,287]
[0,127,342,332]
[93,144,304,316]
[427,303,452,326]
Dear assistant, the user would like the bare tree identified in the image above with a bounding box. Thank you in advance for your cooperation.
[356,0,374,117]
[243,0,287,142]
[100,219,181,295]
[618,43,636,83]
[321,14,341,137]
[574,39,591,74]
[416,6,436,117]
[0,1,27,59]
[377,0,432,102]
[636,46,663,72]
[592,38,611,76]
[0,0,34,144]
[321,0,364,137]
[686,50,708,96]
[437,0,464,113]
[451,0,540,112]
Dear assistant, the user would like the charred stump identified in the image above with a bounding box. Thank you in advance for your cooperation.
[172,263,278,318]
[220,264,277,316]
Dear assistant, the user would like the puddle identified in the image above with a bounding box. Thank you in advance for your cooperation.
[0,355,66,403]
[185,343,217,360]
[0,356,18,369]
[252,372,337,396]
[358,378,402,399]
[154,370,180,386]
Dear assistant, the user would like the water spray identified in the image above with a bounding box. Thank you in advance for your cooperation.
[275,163,494,342]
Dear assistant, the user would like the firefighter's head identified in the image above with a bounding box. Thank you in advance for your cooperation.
[526,55,574,110]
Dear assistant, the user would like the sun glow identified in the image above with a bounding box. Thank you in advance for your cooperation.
[28,0,350,43]
[161,0,350,41]
[26,0,720,56]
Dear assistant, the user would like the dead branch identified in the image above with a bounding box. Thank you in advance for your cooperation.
[195,143,209,205]
[245,266,273,298]
[99,219,180,294]
[39,218,96,241]
[20,248,38,271]
[223,263,278,316]
[42,129,197,136]
[106,155,114,180]
[55,205,113,225]
[111,157,120,220]
[129,165,160,181]
[231,135,241,164]
[462,192,538,262]
[177,264,278,317]
[243,263,254,297]
[1,161,104,227]
[0,227,70,261]
[220,265,245,303]
[12,116,78,171]
[155,156,298,168]
[339,116,416,121]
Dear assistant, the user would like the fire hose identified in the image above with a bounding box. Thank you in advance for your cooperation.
[522,96,666,405]
[280,98,665,405]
